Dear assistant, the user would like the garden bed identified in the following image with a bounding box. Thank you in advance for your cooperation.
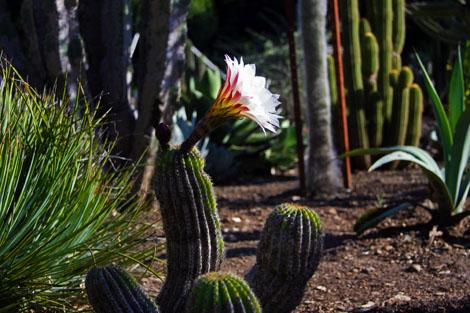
[143,169,470,312]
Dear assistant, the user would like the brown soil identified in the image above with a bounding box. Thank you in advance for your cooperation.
[143,169,470,313]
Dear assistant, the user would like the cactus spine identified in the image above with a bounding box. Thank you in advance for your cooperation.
[85,264,159,313]
[186,272,261,313]
[245,203,323,313]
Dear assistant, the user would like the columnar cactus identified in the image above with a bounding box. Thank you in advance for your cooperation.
[405,83,424,147]
[152,127,224,313]
[85,264,159,313]
[186,272,261,313]
[337,0,424,167]
[389,66,413,147]
[339,0,371,168]
[245,203,323,313]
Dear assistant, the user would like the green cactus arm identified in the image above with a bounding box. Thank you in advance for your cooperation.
[392,0,406,54]
[153,146,224,313]
[85,264,159,313]
[339,0,371,169]
[405,84,424,147]
[186,272,261,313]
[245,203,323,313]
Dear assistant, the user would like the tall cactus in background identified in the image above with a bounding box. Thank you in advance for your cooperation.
[337,0,424,168]
[339,0,371,169]
[245,203,323,313]
[389,66,413,148]
[405,84,424,147]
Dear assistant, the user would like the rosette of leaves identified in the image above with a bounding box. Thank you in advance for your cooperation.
[0,61,156,311]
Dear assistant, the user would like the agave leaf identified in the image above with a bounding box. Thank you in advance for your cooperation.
[416,52,453,169]
[344,146,441,174]
[369,149,442,175]
[448,47,464,135]
[354,203,413,235]
[448,109,470,212]
[455,173,470,214]
[369,150,454,216]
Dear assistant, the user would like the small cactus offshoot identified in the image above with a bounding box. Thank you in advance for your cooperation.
[85,264,158,313]
[246,203,323,313]
[186,272,261,313]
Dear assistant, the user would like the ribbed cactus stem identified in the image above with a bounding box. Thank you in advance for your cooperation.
[367,91,384,148]
[359,18,371,35]
[373,0,394,128]
[85,264,159,313]
[186,272,261,313]
[153,147,224,313]
[405,83,423,146]
[389,69,399,87]
[389,66,413,150]
[340,0,371,169]
[392,54,402,71]
[327,54,338,145]
[245,203,323,313]
[361,32,379,95]
[392,0,406,55]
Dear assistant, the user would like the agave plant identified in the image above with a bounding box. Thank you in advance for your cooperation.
[0,61,160,311]
[346,48,470,234]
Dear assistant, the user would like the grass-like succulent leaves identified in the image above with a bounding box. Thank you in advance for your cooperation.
[0,62,156,311]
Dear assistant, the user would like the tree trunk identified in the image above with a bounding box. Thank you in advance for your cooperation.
[299,0,341,196]
[131,0,191,198]
[78,0,135,164]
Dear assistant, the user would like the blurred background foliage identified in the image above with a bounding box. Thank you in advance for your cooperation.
[179,0,469,178]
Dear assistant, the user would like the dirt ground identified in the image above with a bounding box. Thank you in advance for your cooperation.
[142,168,470,313]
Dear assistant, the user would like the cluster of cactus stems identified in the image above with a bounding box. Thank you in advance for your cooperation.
[337,0,423,169]
[85,124,323,313]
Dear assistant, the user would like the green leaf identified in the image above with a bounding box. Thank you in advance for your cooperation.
[415,52,453,169]
[369,150,441,177]
[354,203,413,235]
[447,109,470,212]
[343,146,441,174]
[448,47,464,135]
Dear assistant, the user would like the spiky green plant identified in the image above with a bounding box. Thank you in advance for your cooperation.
[0,61,158,312]
[86,264,159,313]
[186,272,261,313]
[245,203,323,313]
